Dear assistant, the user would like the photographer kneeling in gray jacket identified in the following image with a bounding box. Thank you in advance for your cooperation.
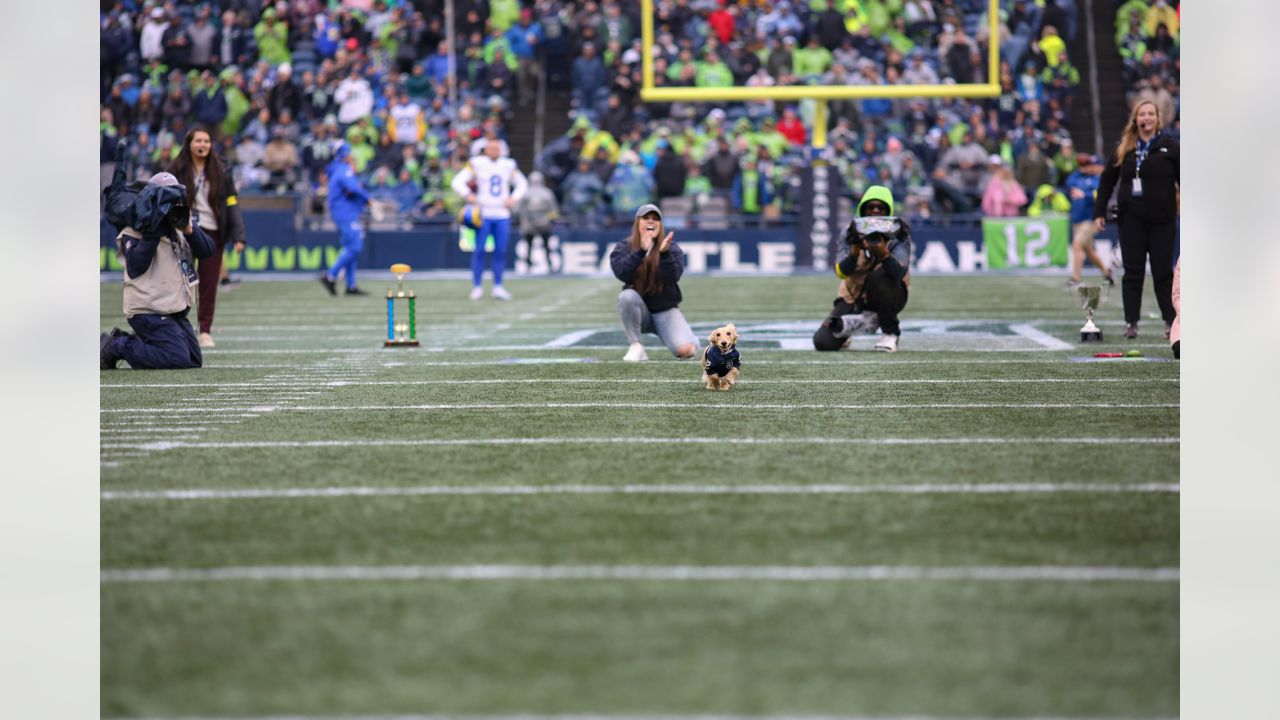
[101,172,216,369]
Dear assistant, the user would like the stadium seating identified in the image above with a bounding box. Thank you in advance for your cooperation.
[100,1,1179,226]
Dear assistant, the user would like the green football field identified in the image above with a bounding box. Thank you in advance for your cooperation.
[100,274,1179,719]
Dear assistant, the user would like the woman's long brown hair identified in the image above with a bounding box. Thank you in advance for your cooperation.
[628,214,664,296]
[1113,100,1161,167]
[170,126,226,208]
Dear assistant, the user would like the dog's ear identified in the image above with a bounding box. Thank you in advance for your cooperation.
[730,328,739,344]
[708,328,719,343]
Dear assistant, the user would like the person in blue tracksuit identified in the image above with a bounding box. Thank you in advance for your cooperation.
[1064,153,1114,287]
[320,141,371,296]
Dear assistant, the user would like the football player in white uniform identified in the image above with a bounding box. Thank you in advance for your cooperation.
[451,139,529,299]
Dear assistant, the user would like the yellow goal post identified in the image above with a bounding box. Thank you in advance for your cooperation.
[639,0,1002,145]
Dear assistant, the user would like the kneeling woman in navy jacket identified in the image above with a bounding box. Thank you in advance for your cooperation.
[610,204,699,362]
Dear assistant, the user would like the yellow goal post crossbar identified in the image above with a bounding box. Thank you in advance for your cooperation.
[640,0,1001,103]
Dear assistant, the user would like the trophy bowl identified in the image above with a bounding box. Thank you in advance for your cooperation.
[1076,284,1110,342]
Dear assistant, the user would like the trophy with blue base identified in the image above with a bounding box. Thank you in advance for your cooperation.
[384,263,419,347]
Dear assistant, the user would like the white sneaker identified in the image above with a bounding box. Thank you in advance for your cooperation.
[622,342,649,362]
[469,286,484,300]
[491,286,512,300]
[874,334,899,352]
[198,332,215,348]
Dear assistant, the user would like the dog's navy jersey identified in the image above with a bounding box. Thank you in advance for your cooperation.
[704,346,740,377]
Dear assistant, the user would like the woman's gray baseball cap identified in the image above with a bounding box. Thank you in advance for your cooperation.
[635,204,662,220]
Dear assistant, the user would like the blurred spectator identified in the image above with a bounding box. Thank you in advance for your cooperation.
[1027,183,1070,216]
[607,151,656,218]
[1015,141,1053,191]
[335,68,375,125]
[515,170,560,264]
[133,88,162,135]
[349,127,378,173]
[758,2,803,38]
[218,10,252,68]
[696,49,734,88]
[703,139,740,192]
[562,157,606,222]
[1135,74,1176,126]
[572,43,607,110]
[254,9,292,67]
[776,108,807,146]
[373,132,401,173]
[243,108,274,147]
[732,158,774,220]
[653,143,687,200]
[1145,0,1179,38]
[1039,0,1070,39]
[161,12,192,71]
[425,41,452,86]
[389,91,425,145]
[684,162,714,212]
[507,9,544,106]
[139,8,168,63]
[187,8,217,71]
[932,129,988,211]
[302,124,335,180]
[816,0,849,51]
[268,64,302,122]
[981,156,1027,217]
[591,146,615,184]
[601,94,633,142]
[794,36,834,81]
[1148,23,1177,57]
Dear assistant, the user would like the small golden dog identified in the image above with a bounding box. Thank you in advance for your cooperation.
[702,324,741,390]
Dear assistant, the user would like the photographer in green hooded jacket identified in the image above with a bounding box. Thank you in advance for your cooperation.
[812,185,913,353]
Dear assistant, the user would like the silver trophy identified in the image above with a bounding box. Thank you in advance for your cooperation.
[1076,284,1110,342]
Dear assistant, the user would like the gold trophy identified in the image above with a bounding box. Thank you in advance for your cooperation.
[384,263,419,347]
[1076,284,1109,342]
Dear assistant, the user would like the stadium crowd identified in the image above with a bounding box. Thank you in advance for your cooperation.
[100,0,1179,227]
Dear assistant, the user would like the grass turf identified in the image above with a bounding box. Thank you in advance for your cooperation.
[99,274,1179,718]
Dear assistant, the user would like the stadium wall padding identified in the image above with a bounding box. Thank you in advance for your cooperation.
[100,209,1121,275]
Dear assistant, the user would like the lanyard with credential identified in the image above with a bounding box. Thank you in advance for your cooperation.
[1133,134,1156,197]
[193,169,206,227]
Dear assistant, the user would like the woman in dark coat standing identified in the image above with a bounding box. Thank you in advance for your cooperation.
[170,126,247,348]
[1094,100,1179,339]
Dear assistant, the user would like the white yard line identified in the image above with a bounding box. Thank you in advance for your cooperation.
[105,716,1176,720]
[1009,324,1074,351]
[195,359,1137,368]
[100,402,1180,414]
[98,436,1179,451]
[201,342,1147,354]
[544,329,600,348]
[101,482,1180,502]
[105,716,1178,720]
[100,564,1180,584]
[101,378,1181,388]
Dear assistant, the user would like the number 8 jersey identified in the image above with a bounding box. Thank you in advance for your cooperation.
[450,155,529,220]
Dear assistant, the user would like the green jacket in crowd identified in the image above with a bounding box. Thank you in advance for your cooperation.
[253,18,291,66]
[696,60,734,87]
[1027,184,1071,217]
[792,46,833,78]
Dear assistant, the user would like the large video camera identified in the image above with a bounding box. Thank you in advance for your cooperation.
[166,196,191,231]
[845,215,901,257]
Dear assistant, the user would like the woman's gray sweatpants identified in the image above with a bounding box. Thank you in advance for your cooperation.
[617,289,699,357]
